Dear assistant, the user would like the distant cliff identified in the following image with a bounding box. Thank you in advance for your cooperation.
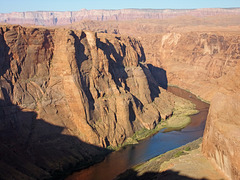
[1,8,240,26]
[141,31,240,101]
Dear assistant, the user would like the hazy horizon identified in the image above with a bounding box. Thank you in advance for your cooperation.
[1,0,240,13]
[1,7,240,14]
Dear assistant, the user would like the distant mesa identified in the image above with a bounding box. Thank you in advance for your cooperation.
[1,8,240,26]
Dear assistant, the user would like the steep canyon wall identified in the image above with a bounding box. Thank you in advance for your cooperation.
[1,10,240,179]
[74,21,240,179]
[141,31,240,101]
[202,63,240,180]
[0,25,180,179]
[140,30,240,179]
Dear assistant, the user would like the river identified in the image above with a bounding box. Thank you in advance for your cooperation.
[66,86,209,180]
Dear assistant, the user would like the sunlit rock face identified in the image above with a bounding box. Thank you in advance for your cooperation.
[0,25,176,147]
[1,10,240,179]
[61,18,240,102]
[153,30,240,179]
[0,25,177,179]
[138,32,240,102]
[202,62,240,180]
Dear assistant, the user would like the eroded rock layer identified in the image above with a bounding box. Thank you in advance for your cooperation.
[1,8,240,26]
[145,30,240,179]
[62,17,240,102]
[136,29,240,179]
[141,32,240,101]
[202,62,240,180]
[0,25,177,179]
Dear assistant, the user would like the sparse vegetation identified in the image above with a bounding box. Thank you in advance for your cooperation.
[107,125,163,151]
[196,95,210,104]
[108,92,200,150]
[173,150,185,158]
[117,138,203,179]
[131,123,163,141]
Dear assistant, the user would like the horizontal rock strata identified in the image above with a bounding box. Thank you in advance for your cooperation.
[202,62,240,180]
[1,8,240,26]
[0,25,178,179]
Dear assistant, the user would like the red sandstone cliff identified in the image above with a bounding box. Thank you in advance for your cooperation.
[137,29,240,179]
[61,15,240,102]
[1,10,240,179]
[0,25,181,179]
[142,30,240,180]
[62,21,240,180]
[142,32,240,101]
[202,62,240,180]
[0,25,177,147]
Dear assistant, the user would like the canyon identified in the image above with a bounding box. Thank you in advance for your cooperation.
[65,14,240,179]
[0,24,193,179]
[202,62,240,180]
[0,8,240,180]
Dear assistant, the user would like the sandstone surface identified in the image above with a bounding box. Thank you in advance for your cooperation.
[143,31,240,102]
[75,24,240,102]
[2,8,240,102]
[62,14,240,102]
[1,9,240,180]
[202,62,240,180]
[0,25,181,179]
[116,139,227,180]
[67,16,240,180]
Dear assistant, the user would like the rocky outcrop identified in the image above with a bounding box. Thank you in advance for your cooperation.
[1,8,240,26]
[58,17,240,102]
[137,32,240,102]
[138,29,240,179]
[64,20,240,179]
[0,25,178,179]
[141,29,240,179]
[1,12,240,179]
[62,15,240,180]
[202,62,240,180]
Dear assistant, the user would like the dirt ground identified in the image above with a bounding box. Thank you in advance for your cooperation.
[159,146,228,180]
[117,138,228,180]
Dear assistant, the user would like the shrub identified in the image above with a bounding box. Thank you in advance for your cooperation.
[173,151,185,158]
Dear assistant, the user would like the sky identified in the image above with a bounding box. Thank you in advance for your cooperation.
[0,0,240,13]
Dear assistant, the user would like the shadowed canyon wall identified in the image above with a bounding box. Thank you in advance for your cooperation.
[141,31,240,101]
[64,19,240,179]
[0,25,185,179]
[1,9,240,179]
[67,20,240,101]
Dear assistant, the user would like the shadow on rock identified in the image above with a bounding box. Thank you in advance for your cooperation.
[0,29,11,77]
[116,169,208,180]
[147,64,168,90]
[0,92,110,180]
[97,38,129,88]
